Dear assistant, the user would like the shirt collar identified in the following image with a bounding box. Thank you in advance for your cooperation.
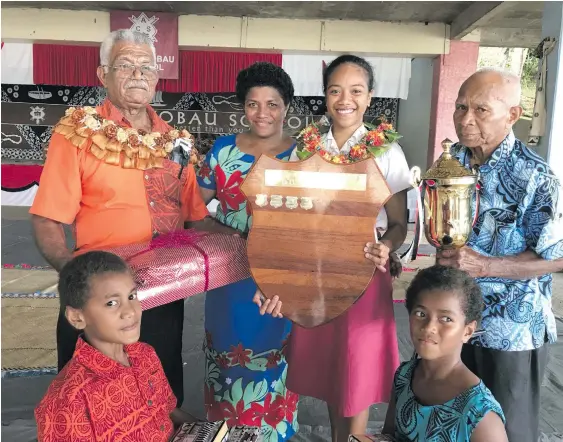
[325,124,368,155]
[73,336,144,375]
[98,99,169,132]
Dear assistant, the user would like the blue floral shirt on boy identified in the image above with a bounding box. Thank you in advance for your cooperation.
[452,131,563,351]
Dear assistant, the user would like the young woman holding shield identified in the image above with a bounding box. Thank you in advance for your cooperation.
[255,55,411,442]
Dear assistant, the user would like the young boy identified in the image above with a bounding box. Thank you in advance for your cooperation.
[35,251,194,442]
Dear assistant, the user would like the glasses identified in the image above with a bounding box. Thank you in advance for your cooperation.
[105,64,158,79]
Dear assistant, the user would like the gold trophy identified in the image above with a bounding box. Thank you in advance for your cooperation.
[408,139,480,255]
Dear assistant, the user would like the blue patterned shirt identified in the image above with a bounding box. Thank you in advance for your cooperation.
[452,132,563,351]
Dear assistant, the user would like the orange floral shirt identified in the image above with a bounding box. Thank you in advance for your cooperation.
[29,99,209,253]
[35,338,176,442]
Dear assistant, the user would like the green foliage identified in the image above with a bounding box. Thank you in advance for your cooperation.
[521,51,539,89]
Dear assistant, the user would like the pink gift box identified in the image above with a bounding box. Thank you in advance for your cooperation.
[107,230,251,310]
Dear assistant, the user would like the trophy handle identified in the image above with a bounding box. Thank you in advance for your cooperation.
[471,166,481,227]
[410,166,422,188]
[400,167,424,265]
[472,182,481,227]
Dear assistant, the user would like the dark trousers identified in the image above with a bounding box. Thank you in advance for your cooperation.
[57,299,185,407]
[461,343,548,442]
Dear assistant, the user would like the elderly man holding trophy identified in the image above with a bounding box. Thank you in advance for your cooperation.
[414,68,563,442]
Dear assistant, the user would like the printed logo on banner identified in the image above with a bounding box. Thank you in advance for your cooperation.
[129,13,159,42]
[110,11,179,79]
[30,107,46,124]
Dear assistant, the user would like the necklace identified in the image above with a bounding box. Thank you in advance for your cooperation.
[54,106,198,170]
[295,118,401,163]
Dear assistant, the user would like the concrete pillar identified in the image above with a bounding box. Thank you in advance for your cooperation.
[536,2,563,181]
[427,40,479,168]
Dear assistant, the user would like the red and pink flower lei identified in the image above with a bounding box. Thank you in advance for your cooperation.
[295,118,401,163]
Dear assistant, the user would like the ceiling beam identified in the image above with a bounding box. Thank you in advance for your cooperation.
[479,27,542,48]
[450,1,514,40]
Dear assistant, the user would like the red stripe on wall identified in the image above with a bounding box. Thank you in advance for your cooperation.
[159,51,283,93]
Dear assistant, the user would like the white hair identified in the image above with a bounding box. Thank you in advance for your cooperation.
[475,67,522,106]
[99,29,157,66]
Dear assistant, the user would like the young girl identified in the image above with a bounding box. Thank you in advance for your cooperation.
[383,265,508,442]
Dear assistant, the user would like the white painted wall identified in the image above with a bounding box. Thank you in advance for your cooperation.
[396,58,434,170]
[1,8,450,56]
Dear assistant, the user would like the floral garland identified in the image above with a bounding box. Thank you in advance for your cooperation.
[53,106,200,170]
[295,118,401,163]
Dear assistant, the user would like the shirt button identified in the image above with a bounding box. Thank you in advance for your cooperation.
[153,229,158,236]
[149,201,155,207]
[160,425,165,431]
[148,400,153,406]
[148,381,153,388]
[145,174,149,180]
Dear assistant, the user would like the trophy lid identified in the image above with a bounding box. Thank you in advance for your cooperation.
[422,139,476,180]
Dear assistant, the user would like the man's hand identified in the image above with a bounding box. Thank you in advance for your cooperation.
[252,289,283,318]
[436,246,490,278]
[365,242,390,273]
[31,215,73,273]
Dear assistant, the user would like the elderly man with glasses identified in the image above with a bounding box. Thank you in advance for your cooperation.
[30,29,229,408]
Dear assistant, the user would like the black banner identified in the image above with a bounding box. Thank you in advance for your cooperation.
[1,85,399,163]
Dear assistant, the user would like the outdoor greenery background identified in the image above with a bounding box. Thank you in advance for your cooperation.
[478,47,539,119]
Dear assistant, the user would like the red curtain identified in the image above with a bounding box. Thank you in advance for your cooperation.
[158,51,283,92]
[33,44,100,87]
[31,44,282,92]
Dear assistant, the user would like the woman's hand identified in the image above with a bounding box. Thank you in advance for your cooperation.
[252,289,284,318]
[364,241,390,273]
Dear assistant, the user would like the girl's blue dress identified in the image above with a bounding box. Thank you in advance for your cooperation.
[393,358,505,442]
[196,135,298,442]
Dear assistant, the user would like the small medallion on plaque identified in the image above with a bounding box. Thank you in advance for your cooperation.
[256,194,268,207]
[270,195,284,209]
[300,197,314,210]
[286,196,298,210]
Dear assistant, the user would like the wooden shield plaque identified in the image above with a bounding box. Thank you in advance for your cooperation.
[241,153,391,328]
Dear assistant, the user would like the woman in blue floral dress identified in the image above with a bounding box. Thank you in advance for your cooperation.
[196,63,298,442]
